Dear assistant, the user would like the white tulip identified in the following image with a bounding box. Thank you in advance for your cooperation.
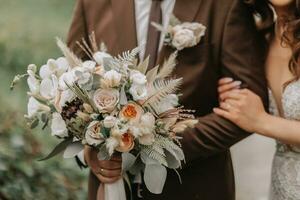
[101,69,122,88]
[130,70,147,85]
[93,51,112,66]
[51,112,68,137]
[129,84,148,101]
[27,97,50,118]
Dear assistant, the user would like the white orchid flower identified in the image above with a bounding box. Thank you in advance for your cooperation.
[27,97,50,118]
[39,57,69,79]
[27,69,40,94]
[58,71,75,90]
[40,75,59,100]
[59,89,75,108]
[51,112,68,137]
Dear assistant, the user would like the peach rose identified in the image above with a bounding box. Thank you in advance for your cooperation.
[115,132,135,153]
[119,102,144,123]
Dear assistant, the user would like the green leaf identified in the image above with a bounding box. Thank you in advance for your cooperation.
[30,118,39,129]
[63,141,84,158]
[100,126,110,138]
[38,138,73,161]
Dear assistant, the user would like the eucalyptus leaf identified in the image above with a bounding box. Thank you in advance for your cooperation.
[144,164,167,194]
[97,145,110,160]
[164,149,181,169]
[122,153,136,171]
[63,141,84,158]
[38,138,73,161]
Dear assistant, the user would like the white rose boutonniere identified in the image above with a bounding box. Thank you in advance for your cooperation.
[153,14,206,51]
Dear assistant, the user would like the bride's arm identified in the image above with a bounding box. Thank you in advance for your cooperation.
[214,88,300,145]
[257,113,300,145]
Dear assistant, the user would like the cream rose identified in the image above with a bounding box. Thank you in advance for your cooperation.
[103,116,117,128]
[171,28,196,50]
[181,22,206,42]
[85,121,105,146]
[93,88,119,113]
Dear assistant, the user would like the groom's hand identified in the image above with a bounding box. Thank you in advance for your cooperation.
[84,146,122,184]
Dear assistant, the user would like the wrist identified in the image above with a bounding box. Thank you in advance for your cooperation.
[254,112,271,134]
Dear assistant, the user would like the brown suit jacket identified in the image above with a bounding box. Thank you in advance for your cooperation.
[67,0,268,199]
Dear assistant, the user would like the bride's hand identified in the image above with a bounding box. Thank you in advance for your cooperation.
[213,88,268,133]
[84,146,122,184]
[218,77,242,101]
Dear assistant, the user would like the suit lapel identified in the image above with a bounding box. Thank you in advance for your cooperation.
[157,0,203,64]
[110,0,137,53]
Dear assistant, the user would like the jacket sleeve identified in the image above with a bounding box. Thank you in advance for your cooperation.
[181,0,268,163]
[66,0,89,58]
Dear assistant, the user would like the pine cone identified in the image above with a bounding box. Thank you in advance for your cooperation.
[61,98,84,121]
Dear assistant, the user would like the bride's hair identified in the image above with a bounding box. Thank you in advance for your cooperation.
[245,0,300,82]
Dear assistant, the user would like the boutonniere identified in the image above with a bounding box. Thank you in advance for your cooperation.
[152,15,206,51]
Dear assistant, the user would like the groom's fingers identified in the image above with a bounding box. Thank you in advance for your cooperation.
[98,160,122,170]
[95,173,121,184]
[94,168,122,178]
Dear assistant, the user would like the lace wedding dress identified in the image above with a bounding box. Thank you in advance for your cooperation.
[269,80,300,200]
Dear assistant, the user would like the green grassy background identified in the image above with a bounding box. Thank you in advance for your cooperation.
[0,1,89,199]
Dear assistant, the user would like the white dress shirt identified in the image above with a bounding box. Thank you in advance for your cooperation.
[134,0,176,60]
[78,0,176,165]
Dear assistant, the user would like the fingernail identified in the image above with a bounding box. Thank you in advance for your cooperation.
[234,81,242,85]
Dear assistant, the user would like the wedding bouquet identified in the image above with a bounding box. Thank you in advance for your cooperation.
[11,33,198,199]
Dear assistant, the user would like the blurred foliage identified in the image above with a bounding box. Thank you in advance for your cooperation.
[0,0,88,199]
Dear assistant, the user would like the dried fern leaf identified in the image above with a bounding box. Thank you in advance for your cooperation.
[136,56,149,74]
[143,78,183,112]
[157,51,177,79]
[146,65,159,83]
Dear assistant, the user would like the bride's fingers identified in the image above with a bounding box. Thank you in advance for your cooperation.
[213,108,235,121]
[219,90,244,101]
[218,77,234,85]
[218,81,242,94]
[219,102,238,112]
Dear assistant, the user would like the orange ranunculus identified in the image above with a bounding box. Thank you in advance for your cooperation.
[116,132,135,152]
